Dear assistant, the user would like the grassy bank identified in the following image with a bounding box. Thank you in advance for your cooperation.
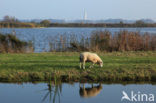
[0,52,156,82]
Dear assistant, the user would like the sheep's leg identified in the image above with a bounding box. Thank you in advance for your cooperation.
[83,62,85,69]
[80,62,82,69]
[89,63,95,68]
[89,64,92,68]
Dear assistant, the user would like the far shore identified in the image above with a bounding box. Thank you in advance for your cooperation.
[1,22,156,28]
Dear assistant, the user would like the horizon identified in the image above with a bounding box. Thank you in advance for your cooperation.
[1,17,156,22]
[1,0,156,20]
[0,16,156,21]
[25,18,156,21]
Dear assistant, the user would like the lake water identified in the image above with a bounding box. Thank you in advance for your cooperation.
[0,27,156,52]
[0,82,155,103]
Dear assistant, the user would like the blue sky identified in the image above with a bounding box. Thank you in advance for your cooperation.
[1,0,156,20]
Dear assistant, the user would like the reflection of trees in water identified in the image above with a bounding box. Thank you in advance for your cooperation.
[41,80,62,103]
[79,83,102,98]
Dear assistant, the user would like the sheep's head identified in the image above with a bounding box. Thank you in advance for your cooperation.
[98,61,103,67]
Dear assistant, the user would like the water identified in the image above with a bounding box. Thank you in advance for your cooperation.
[0,27,156,52]
[0,82,155,103]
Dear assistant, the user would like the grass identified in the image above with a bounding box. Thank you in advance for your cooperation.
[0,51,156,82]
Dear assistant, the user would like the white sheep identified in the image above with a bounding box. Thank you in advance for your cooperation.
[79,52,103,69]
[79,84,102,98]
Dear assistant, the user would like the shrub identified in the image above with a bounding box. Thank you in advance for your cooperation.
[0,33,33,53]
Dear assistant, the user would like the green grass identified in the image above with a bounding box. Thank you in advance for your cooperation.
[0,51,156,82]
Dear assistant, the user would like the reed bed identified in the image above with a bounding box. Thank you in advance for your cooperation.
[48,30,156,52]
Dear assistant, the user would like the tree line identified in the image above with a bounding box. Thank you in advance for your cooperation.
[1,15,156,28]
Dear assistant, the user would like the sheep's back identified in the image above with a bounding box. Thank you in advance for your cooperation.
[81,52,101,61]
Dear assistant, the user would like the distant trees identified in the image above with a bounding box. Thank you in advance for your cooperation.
[49,22,156,28]
[0,15,39,28]
[0,22,38,28]
[40,20,51,27]
[3,15,19,23]
[1,15,156,28]
[135,20,146,27]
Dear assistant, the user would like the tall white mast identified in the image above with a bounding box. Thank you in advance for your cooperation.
[84,10,87,20]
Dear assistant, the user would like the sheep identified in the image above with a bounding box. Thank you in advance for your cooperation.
[79,52,103,69]
[79,84,102,98]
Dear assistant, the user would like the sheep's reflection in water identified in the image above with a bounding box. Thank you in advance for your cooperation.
[40,82,102,103]
[79,83,102,98]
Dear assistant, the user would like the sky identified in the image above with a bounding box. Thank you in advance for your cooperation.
[1,0,156,20]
